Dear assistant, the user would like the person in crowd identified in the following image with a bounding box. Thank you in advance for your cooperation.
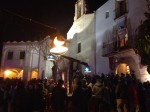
[107,75,117,112]
[92,78,107,112]
[72,78,79,92]
[1,71,150,112]
[115,74,128,112]
[92,78,103,96]
[51,79,67,112]
[0,80,4,112]
[26,82,35,112]
[137,80,146,112]
[72,79,87,112]
[128,73,140,112]
[3,83,11,112]
[102,78,113,112]
[48,79,55,93]
[12,80,30,112]
[143,81,150,112]
[82,79,92,112]
[32,83,46,112]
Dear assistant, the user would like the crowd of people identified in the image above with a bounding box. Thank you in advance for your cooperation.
[0,71,150,112]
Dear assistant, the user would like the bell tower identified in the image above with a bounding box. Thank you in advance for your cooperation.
[74,0,87,20]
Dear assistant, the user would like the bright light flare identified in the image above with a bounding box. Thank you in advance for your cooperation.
[54,37,65,46]
[145,68,150,81]
[4,70,11,77]
[50,36,68,54]
[141,66,150,82]
[84,65,91,73]
[146,75,150,81]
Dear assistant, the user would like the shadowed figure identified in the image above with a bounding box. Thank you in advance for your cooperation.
[12,81,30,112]
[51,79,67,112]
[72,79,87,112]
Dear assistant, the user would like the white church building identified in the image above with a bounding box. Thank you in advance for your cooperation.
[67,0,150,82]
[0,0,150,82]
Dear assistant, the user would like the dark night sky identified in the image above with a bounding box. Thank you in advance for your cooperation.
[0,0,107,42]
[0,0,77,42]
[0,0,106,61]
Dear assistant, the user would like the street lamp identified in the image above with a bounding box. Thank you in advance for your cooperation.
[49,36,91,73]
[49,35,92,94]
[84,65,91,73]
[47,54,55,61]
[50,36,68,55]
[49,36,68,84]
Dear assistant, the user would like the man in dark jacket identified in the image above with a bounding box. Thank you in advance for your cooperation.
[72,79,87,112]
[51,79,67,112]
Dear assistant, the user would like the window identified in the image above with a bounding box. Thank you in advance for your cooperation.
[78,43,81,53]
[115,1,126,18]
[19,51,25,59]
[7,52,13,60]
[106,11,109,19]
[77,1,82,18]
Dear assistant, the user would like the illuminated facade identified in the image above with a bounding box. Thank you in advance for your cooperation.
[67,0,149,82]
[1,0,149,82]
[95,0,149,82]
[0,36,54,81]
[67,0,96,75]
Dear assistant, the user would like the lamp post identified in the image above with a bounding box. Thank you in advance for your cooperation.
[49,35,91,93]
[50,36,68,55]
[49,36,68,82]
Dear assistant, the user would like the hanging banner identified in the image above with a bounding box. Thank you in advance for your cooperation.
[117,28,127,39]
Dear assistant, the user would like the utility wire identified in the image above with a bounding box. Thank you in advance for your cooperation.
[1,8,57,31]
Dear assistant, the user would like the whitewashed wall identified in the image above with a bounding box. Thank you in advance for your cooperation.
[95,0,115,74]
[67,14,95,74]
[95,0,147,78]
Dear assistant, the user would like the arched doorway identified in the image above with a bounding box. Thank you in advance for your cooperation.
[31,69,38,79]
[4,68,23,79]
[115,63,130,76]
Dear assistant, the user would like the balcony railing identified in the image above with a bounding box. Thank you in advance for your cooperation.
[102,41,117,56]
[102,38,129,56]
[102,26,131,56]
